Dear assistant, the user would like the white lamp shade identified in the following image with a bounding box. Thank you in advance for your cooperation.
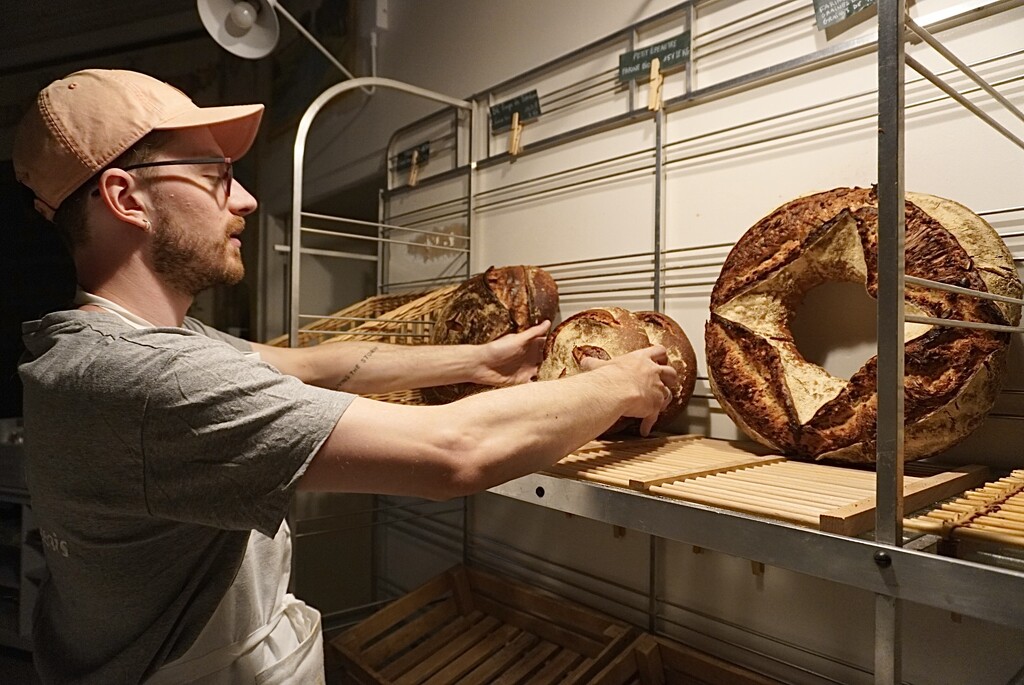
[197,0,280,59]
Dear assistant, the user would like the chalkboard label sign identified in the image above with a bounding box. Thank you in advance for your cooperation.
[490,90,542,132]
[813,0,876,29]
[395,142,430,172]
[618,31,691,82]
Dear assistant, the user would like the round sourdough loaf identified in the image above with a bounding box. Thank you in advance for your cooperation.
[423,265,559,403]
[538,307,697,436]
[705,186,1022,463]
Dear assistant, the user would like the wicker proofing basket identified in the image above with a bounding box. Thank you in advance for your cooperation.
[263,290,439,348]
[330,565,634,685]
[315,286,458,405]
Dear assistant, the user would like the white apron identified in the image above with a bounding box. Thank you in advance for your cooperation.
[72,292,326,684]
[145,522,325,685]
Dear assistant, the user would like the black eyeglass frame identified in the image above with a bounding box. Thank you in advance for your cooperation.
[120,157,234,198]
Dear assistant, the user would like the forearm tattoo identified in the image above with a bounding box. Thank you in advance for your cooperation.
[337,345,379,389]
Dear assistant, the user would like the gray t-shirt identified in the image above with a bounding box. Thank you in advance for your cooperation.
[19,310,353,684]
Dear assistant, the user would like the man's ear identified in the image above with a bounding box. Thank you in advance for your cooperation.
[96,169,150,231]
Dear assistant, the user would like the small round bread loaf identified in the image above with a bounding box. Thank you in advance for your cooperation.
[423,265,559,403]
[634,310,698,424]
[538,307,697,436]
[706,186,1022,463]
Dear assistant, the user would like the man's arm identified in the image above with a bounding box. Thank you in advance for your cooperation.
[297,346,676,499]
[252,321,550,395]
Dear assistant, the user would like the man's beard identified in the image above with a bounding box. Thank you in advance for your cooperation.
[150,210,246,297]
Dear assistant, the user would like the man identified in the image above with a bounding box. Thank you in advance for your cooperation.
[13,69,676,684]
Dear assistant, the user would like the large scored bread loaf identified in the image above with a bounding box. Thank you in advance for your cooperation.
[423,265,559,403]
[706,186,1022,463]
[538,307,697,436]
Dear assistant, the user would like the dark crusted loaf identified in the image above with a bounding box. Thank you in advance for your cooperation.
[422,265,559,403]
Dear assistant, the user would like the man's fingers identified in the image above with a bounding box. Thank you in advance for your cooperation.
[642,344,669,364]
[639,412,658,437]
[519,320,551,340]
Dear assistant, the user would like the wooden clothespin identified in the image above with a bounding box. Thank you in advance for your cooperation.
[408,149,420,187]
[509,111,524,158]
[648,56,664,112]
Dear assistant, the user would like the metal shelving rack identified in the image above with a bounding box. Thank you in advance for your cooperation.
[286,77,475,347]
[284,2,1024,681]
[468,2,1024,684]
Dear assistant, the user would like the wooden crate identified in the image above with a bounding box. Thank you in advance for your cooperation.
[590,633,783,685]
[547,436,990,536]
[330,565,634,685]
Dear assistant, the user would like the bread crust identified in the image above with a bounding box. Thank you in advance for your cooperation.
[424,266,559,403]
[539,307,697,436]
[706,186,1021,463]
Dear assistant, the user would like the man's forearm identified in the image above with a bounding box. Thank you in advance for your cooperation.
[254,340,484,393]
[299,364,641,498]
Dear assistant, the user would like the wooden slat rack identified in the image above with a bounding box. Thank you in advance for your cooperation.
[546,436,990,537]
[904,469,1024,549]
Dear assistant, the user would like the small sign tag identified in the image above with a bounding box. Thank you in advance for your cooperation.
[618,31,691,83]
[395,142,430,172]
[813,0,876,29]
[490,90,542,132]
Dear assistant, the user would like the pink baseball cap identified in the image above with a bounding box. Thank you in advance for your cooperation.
[13,69,264,220]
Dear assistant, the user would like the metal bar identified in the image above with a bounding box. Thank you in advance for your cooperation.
[297,314,432,325]
[905,275,1024,306]
[876,0,907,547]
[475,163,656,213]
[696,11,814,62]
[289,77,472,346]
[983,207,1024,217]
[905,55,1024,152]
[905,314,1024,333]
[378,274,464,289]
[302,212,469,239]
[272,244,378,262]
[695,0,801,40]
[648,536,657,633]
[474,146,654,202]
[654,108,665,312]
[656,604,863,684]
[299,226,469,253]
[299,329,429,340]
[488,474,1024,629]
[905,16,1024,125]
[876,2,906,682]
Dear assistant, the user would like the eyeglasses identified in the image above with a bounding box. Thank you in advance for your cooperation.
[121,157,233,198]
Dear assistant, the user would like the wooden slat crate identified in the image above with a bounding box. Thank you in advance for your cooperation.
[589,632,783,685]
[904,469,1024,549]
[547,436,990,536]
[330,565,634,685]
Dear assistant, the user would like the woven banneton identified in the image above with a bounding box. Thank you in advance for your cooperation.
[319,285,457,346]
[263,290,433,348]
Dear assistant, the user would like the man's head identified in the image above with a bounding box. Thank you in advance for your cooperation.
[13,69,264,295]
[13,69,263,221]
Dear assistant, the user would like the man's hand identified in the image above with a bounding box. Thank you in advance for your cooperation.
[475,321,551,388]
[580,346,677,436]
